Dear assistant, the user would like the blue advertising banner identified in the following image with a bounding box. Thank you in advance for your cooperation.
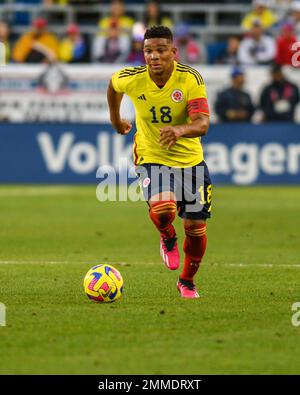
[0,123,299,184]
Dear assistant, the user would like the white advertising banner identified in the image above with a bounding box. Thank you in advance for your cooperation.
[0,64,133,123]
[0,63,300,123]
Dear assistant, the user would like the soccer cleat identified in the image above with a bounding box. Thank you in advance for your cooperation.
[176,278,200,298]
[160,235,180,270]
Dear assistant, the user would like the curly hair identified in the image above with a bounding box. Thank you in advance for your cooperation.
[144,25,173,41]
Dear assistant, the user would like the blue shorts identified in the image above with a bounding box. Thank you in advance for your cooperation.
[135,161,212,220]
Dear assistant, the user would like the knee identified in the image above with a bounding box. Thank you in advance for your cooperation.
[184,220,206,237]
[149,200,177,226]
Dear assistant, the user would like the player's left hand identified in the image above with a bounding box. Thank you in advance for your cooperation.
[159,126,182,150]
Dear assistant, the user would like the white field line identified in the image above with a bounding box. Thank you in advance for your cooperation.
[223,263,300,268]
[0,187,82,197]
[0,260,299,268]
[0,260,128,265]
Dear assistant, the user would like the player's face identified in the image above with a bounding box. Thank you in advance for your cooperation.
[143,38,177,76]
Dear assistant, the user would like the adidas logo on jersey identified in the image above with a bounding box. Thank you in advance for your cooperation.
[137,94,146,100]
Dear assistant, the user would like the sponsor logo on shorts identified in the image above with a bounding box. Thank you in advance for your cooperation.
[143,177,151,188]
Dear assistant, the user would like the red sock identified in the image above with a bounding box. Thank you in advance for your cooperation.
[149,200,177,239]
[180,223,207,282]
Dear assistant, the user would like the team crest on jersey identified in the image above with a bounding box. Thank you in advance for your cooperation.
[171,89,184,103]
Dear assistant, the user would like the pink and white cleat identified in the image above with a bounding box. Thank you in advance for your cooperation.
[160,235,180,270]
[177,279,200,298]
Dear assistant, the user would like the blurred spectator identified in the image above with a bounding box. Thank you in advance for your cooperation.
[12,17,59,63]
[92,24,130,63]
[260,64,300,122]
[222,36,241,65]
[272,0,293,4]
[215,67,255,123]
[275,22,298,66]
[174,23,206,64]
[241,0,278,31]
[282,0,300,40]
[130,0,172,47]
[98,0,134,38]
[143,1,173,29]
[94,0,132,62]
[212,36,241,65]
[0,21,11,63]
[44,0,69,4]
[59,23,87,63]
[238,19,276,65]
[127,35,144,65]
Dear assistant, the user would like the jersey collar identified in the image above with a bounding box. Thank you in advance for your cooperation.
[146,60,177,90]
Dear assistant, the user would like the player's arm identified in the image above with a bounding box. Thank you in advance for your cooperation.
[107,79,132,135]
[159,104,210,150]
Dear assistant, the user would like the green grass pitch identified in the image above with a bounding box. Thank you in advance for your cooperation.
[0,185,300,374]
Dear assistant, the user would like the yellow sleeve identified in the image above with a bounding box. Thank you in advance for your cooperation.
[186,71,210,116]
[12,34,32,62]
[186,70,208,101]
[111,68,133,94]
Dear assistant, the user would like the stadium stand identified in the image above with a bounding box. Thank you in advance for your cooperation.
[0,1,265,60]
[1,0,298,65]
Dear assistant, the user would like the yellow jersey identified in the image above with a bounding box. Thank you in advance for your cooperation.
[12,32,59,63]
[111,61,209,168]
[98,16,134,36]
[241,10,277,31]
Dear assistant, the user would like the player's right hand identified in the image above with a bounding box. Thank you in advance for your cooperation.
[113,119,132,135]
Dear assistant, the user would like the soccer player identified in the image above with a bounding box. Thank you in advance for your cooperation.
[107,26,211,298]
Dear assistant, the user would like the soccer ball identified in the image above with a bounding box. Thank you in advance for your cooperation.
[83,264,124,303]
